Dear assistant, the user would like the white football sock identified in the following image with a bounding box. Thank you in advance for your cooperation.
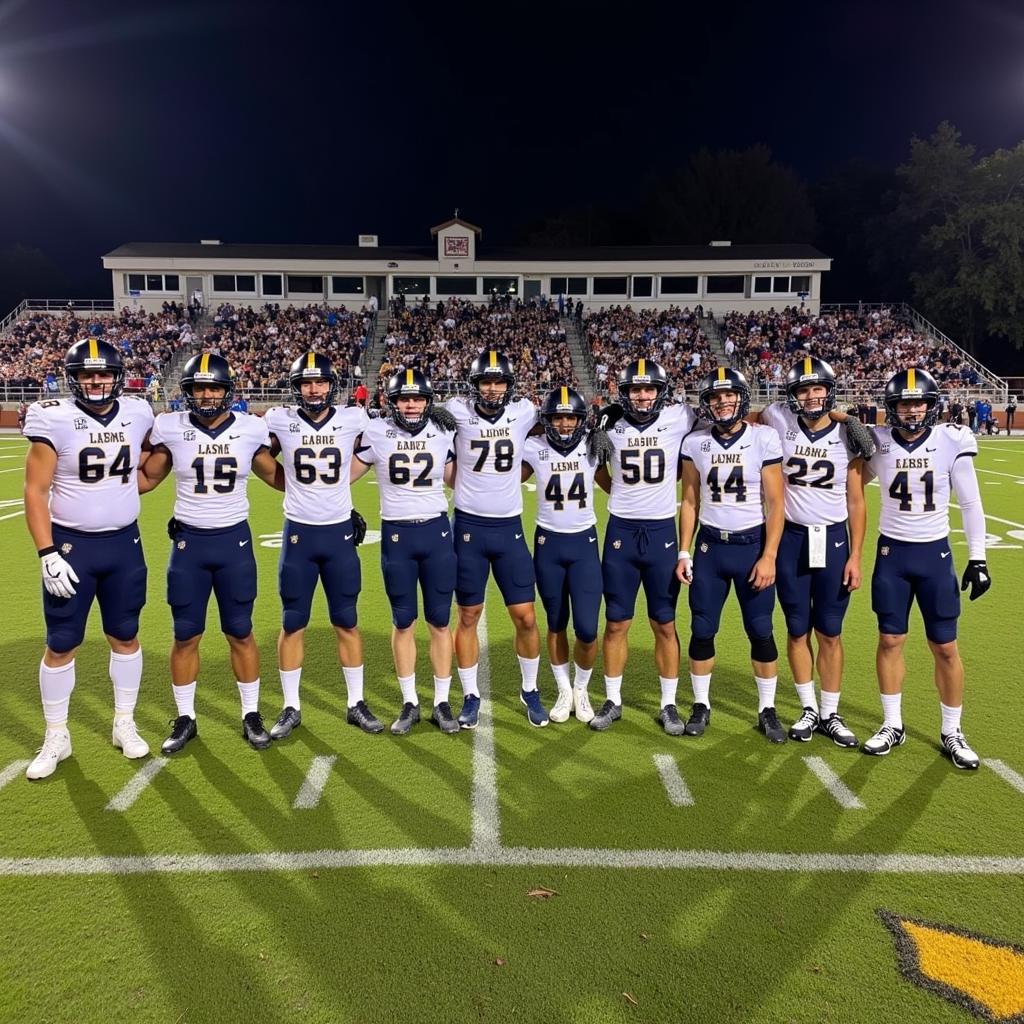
[604,675,622,706]
[794,681,817,712]
[237,679,260,717]
[940,702,962,735]
[551,662,571,692]
[342,664,364,707]
[573,664,593,690]
[39,659,75,726]
[881,692,903,730]
[173,681,197,720]
[819,689,840,720]
[279,668,301,710]
[433,676,452,705]
[659,676,679,708]
[518,655,540,693]
[398,673,418,706]
[690,672,711,707]
[458,664,480,698]
[109,648,142,716]
[755,675,778,712]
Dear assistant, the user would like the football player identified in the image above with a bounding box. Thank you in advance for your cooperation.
[593,358,697,734]
[759,357,866,747]
[352,369,459,734]
[677,367,787,743]
[522,386,603,724]
[445,351,547,728]
[138,353,284,753]
[22,339,153,779]
[264,352,379,739]
[861,368,991,769]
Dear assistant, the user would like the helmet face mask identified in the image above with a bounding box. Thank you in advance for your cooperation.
[785,357,837,420]
[65,339,125,408]
[469,351,515,414]
[386,369,434,434]
[617,359,669,423]
[289,352,338,414]
[884,368,940,432]
[698,368,751,429]
[540,386,587,452]
[181,353,235,419]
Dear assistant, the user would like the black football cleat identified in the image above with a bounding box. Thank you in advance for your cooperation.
[941,730,980,770]
[347,700,385,734]
[684,702,711,737]
[161,715,197,755]
[757,707,787,744]
[431,701,460,734]
[658,704,686,736]
[242,711,272,750]
[270,706,301,740]
[589,700,622,731]
[390,702,421,736]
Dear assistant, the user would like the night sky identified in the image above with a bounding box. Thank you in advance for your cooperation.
[0,0,1020,295]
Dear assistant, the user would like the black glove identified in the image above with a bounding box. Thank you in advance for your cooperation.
[351,510,367,546]
[586,427,612,464]
[960,559,992,601]
[166,516,180,541]
[844,418,876,460]
[428,405,457,431]
[596,403,624,432]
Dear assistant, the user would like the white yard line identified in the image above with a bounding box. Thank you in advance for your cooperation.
[470,606,500,853]
[0,761,30,790]
[802,756,865,810]
[104,758,169,812]
[292,755,336,810]
[653,754,694,807]
[975,468,1024,482]
[1,846,1022,878]
[986,759,1024,796]
[0,467,24,475]
[950,504,1024,531]
[0,510,25,522]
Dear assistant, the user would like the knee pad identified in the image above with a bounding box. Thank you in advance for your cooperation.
[391,606,417,630]
[749,634,778,662]
[282,605,312,633]
[46,625,86,656]
[221,613,254,640]
[688,635,716,661]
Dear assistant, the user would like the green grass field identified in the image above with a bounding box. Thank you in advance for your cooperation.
[0,433,1022,1024]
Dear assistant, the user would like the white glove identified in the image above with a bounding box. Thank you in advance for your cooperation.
[41,550,79,599]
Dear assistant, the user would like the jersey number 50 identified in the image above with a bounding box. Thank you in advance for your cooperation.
[620,448,665,484]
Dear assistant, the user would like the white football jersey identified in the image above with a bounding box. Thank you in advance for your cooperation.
[24,396,154,531]
[355,417,454,521]
[523,436,598,533]
[607,403,697,521]
[864,424,977,542]
[681,421,783,532]
[445,396,538,516]
[149,411,270,528]
[760,403,855,526]
[265,404,367,525]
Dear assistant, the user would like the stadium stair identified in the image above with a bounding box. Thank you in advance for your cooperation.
[561,314,597,399]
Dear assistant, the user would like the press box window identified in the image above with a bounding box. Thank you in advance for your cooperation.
[705,275,746,294]
[125,273,179,293]
[436,277,478,295]
[287,275,324,295]
[592,277,628,296]
[261,274,283,296]
[392,276,431,295]
[631,276,653,298]
[659,276,698,295]
[482,277,518,295]
[550,277,588,295]
[331,276,365,294]
[212,274,256,293]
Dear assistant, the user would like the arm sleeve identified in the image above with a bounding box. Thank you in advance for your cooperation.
[950,454,986,560]
[354,430,376,465]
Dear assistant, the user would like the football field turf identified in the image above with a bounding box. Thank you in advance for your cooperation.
[0,434,1022,1024]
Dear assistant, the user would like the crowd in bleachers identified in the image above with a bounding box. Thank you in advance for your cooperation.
[722,306,986,393]
[377,297,576,401]
[0,306,189,394]
[582,305,717,399]
[197,303,372,390]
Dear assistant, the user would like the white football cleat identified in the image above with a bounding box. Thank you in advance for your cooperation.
[573,688,595,724]
[112,717,150,759]
[549,688,573,724]
[26,728,72,780]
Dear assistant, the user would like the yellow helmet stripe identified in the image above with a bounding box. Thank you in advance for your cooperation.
[88,338,98,360]
[560,386,569,407]
[406,369,414,387]
[717,366,726,382]
[199,353,210,374]
[307,352,316,370]
[489,350,498,368]
[637,358,646,378]
[907,368,916,390]
[804,356,812,376]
